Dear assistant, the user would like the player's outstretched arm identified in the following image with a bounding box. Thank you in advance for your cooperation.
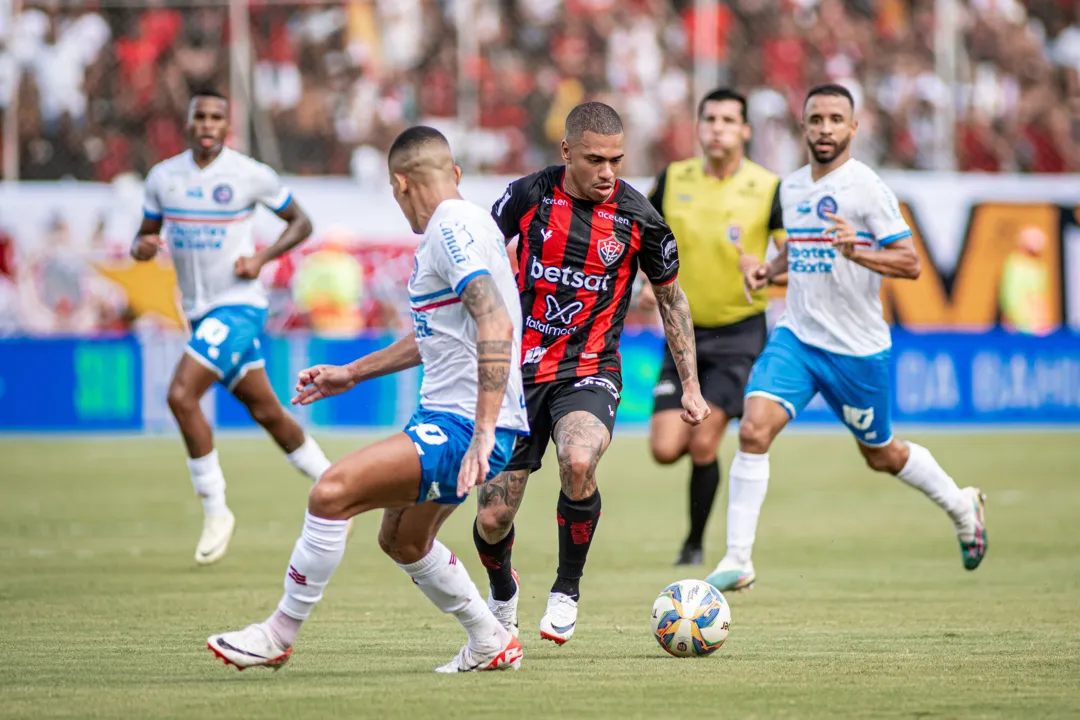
[456,273,514,496]
[291,335,422,405]
[653,280,709,426]
[130,216,164,262]
[235,202,314,279]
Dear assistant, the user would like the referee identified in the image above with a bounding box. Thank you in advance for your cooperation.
[639,88,786,566]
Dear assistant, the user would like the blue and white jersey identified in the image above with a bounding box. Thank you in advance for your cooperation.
[776,159,912,357]
[142,148,293,320]
[408,199,529,434]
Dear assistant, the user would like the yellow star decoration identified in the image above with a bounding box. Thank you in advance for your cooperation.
[94,258,185,329]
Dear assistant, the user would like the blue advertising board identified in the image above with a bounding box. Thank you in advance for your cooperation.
[1,329,1078,432]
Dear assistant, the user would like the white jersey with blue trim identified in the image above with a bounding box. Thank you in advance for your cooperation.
[775,159,912,357]
[408,198,529,434]
[142,148,293,320]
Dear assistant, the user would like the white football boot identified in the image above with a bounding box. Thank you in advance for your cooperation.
[434,632,523,673]
[539,592,578,645]
[195,510,236,565]
[705,556,756,593]
[487,569,520,638]
[207,623,292,670]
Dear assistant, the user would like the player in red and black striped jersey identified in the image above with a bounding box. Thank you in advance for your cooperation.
[472,102,710,645]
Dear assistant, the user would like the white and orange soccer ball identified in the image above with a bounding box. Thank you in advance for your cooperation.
[650,579,731,657]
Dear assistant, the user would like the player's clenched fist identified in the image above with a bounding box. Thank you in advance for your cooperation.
[234,255,264,279]
[291,364,357,405]
[743,261,770,292]
[131,234,164,261]
[680,388,711,426]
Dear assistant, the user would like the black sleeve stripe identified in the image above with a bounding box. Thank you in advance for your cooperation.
[768,181,784,232]
[647,167,668,218]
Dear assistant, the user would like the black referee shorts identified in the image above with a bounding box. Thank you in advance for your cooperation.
[652,313,767,419]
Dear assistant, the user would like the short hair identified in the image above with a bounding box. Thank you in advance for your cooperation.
[565,102,623,142]
[697,88,748,122]
[805,83,855,110]
[191,89,228,103]
[388,125,452,171]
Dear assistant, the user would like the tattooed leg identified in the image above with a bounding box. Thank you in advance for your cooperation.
[475,469,531,543]
[553,411,611,500]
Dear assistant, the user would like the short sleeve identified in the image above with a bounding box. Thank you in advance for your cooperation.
[767,181,787,243]
[647,168,668,217]
[490,175,536,240]
[864,174,911,246]
[430,219,493,296]
[142,167,163,220]
[251,161,293,213]
[638,208,679,285]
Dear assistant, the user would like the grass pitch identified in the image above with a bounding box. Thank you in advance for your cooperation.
[1,431,1078,719]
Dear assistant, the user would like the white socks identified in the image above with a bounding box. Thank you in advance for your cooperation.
[276,511,350,631]
[188,450,228,516]
[287,436,333,482]
[896,442,970,529]
[725,450,771,565]
[398,540,506,653]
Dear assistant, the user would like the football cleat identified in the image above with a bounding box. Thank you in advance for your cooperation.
[539,592,578,645]
[207,623,292,671]
[487,569,520,637]
[195,510,236,565]
[705,557,756,593]
[674,543,704,567]
[957,487,988,571]
[434,633,523,673]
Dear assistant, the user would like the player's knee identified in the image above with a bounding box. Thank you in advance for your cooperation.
[650,437,683,465]
[247,400,284,428]
[476,505,515,541]
[377,528,432,565]
[862,446,903,474]
[738,417,773,454]
[558,447,597,498]
[166,382,198,418]
[308,465,355,518]
[687,433,720,465]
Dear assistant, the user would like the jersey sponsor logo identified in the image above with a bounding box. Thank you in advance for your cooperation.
[542,196,569,207]
[597,209,630,227]
[544,295,584,324]
[661,234,678,271]
[529,257,611,292]
[523,346,548,364]
[598,235,626,266]
[841,405,875,431]
[212,184,234,204]
[727,224,743,244]
[440,222,473,264]
[573,375,620,400]
[186,187,203,199]
[525,315,574,336]
[410,310,433,339]
[789,245,837,274]
[816,195,838,220]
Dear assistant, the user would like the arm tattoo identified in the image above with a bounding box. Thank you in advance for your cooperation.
[460,273,513,404]
[459,273,504,321]
[652,280,698,388]
[553,411,610,498]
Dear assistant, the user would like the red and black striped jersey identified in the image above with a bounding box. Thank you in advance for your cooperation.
[491,165,680,386]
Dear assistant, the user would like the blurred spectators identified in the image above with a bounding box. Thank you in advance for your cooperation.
[1,0,1078,180]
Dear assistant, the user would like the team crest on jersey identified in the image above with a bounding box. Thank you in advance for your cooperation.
[212,184,234,204]
[727,224,743,244]
[816,195,838,220]
[598,234,626,267]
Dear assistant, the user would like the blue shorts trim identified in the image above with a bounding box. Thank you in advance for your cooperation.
[187,305,268,390]
[746,327,893,445]
[404,408,517,505]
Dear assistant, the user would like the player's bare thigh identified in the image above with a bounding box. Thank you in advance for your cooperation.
[737,395,791,454]
[378,502,458,564]
[553,410,611,499]
[309,433,422,520]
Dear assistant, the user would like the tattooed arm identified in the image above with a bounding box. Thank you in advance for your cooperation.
[457,272,515,495]
[652,280,709,425]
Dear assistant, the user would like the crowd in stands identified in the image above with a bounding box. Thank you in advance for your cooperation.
[3,0,1079,181]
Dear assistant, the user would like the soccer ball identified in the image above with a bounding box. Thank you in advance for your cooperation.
[650,579,731,657]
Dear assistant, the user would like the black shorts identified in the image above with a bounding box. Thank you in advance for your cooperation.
[505,372,621,473]
[652,313,767,419]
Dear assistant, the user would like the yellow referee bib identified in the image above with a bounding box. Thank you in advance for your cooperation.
[649,158,784,327]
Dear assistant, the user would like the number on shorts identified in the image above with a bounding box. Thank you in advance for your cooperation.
[194,317,231,347]
[409,423,449,445]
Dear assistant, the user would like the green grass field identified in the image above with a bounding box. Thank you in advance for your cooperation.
[2,431,1079,719]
